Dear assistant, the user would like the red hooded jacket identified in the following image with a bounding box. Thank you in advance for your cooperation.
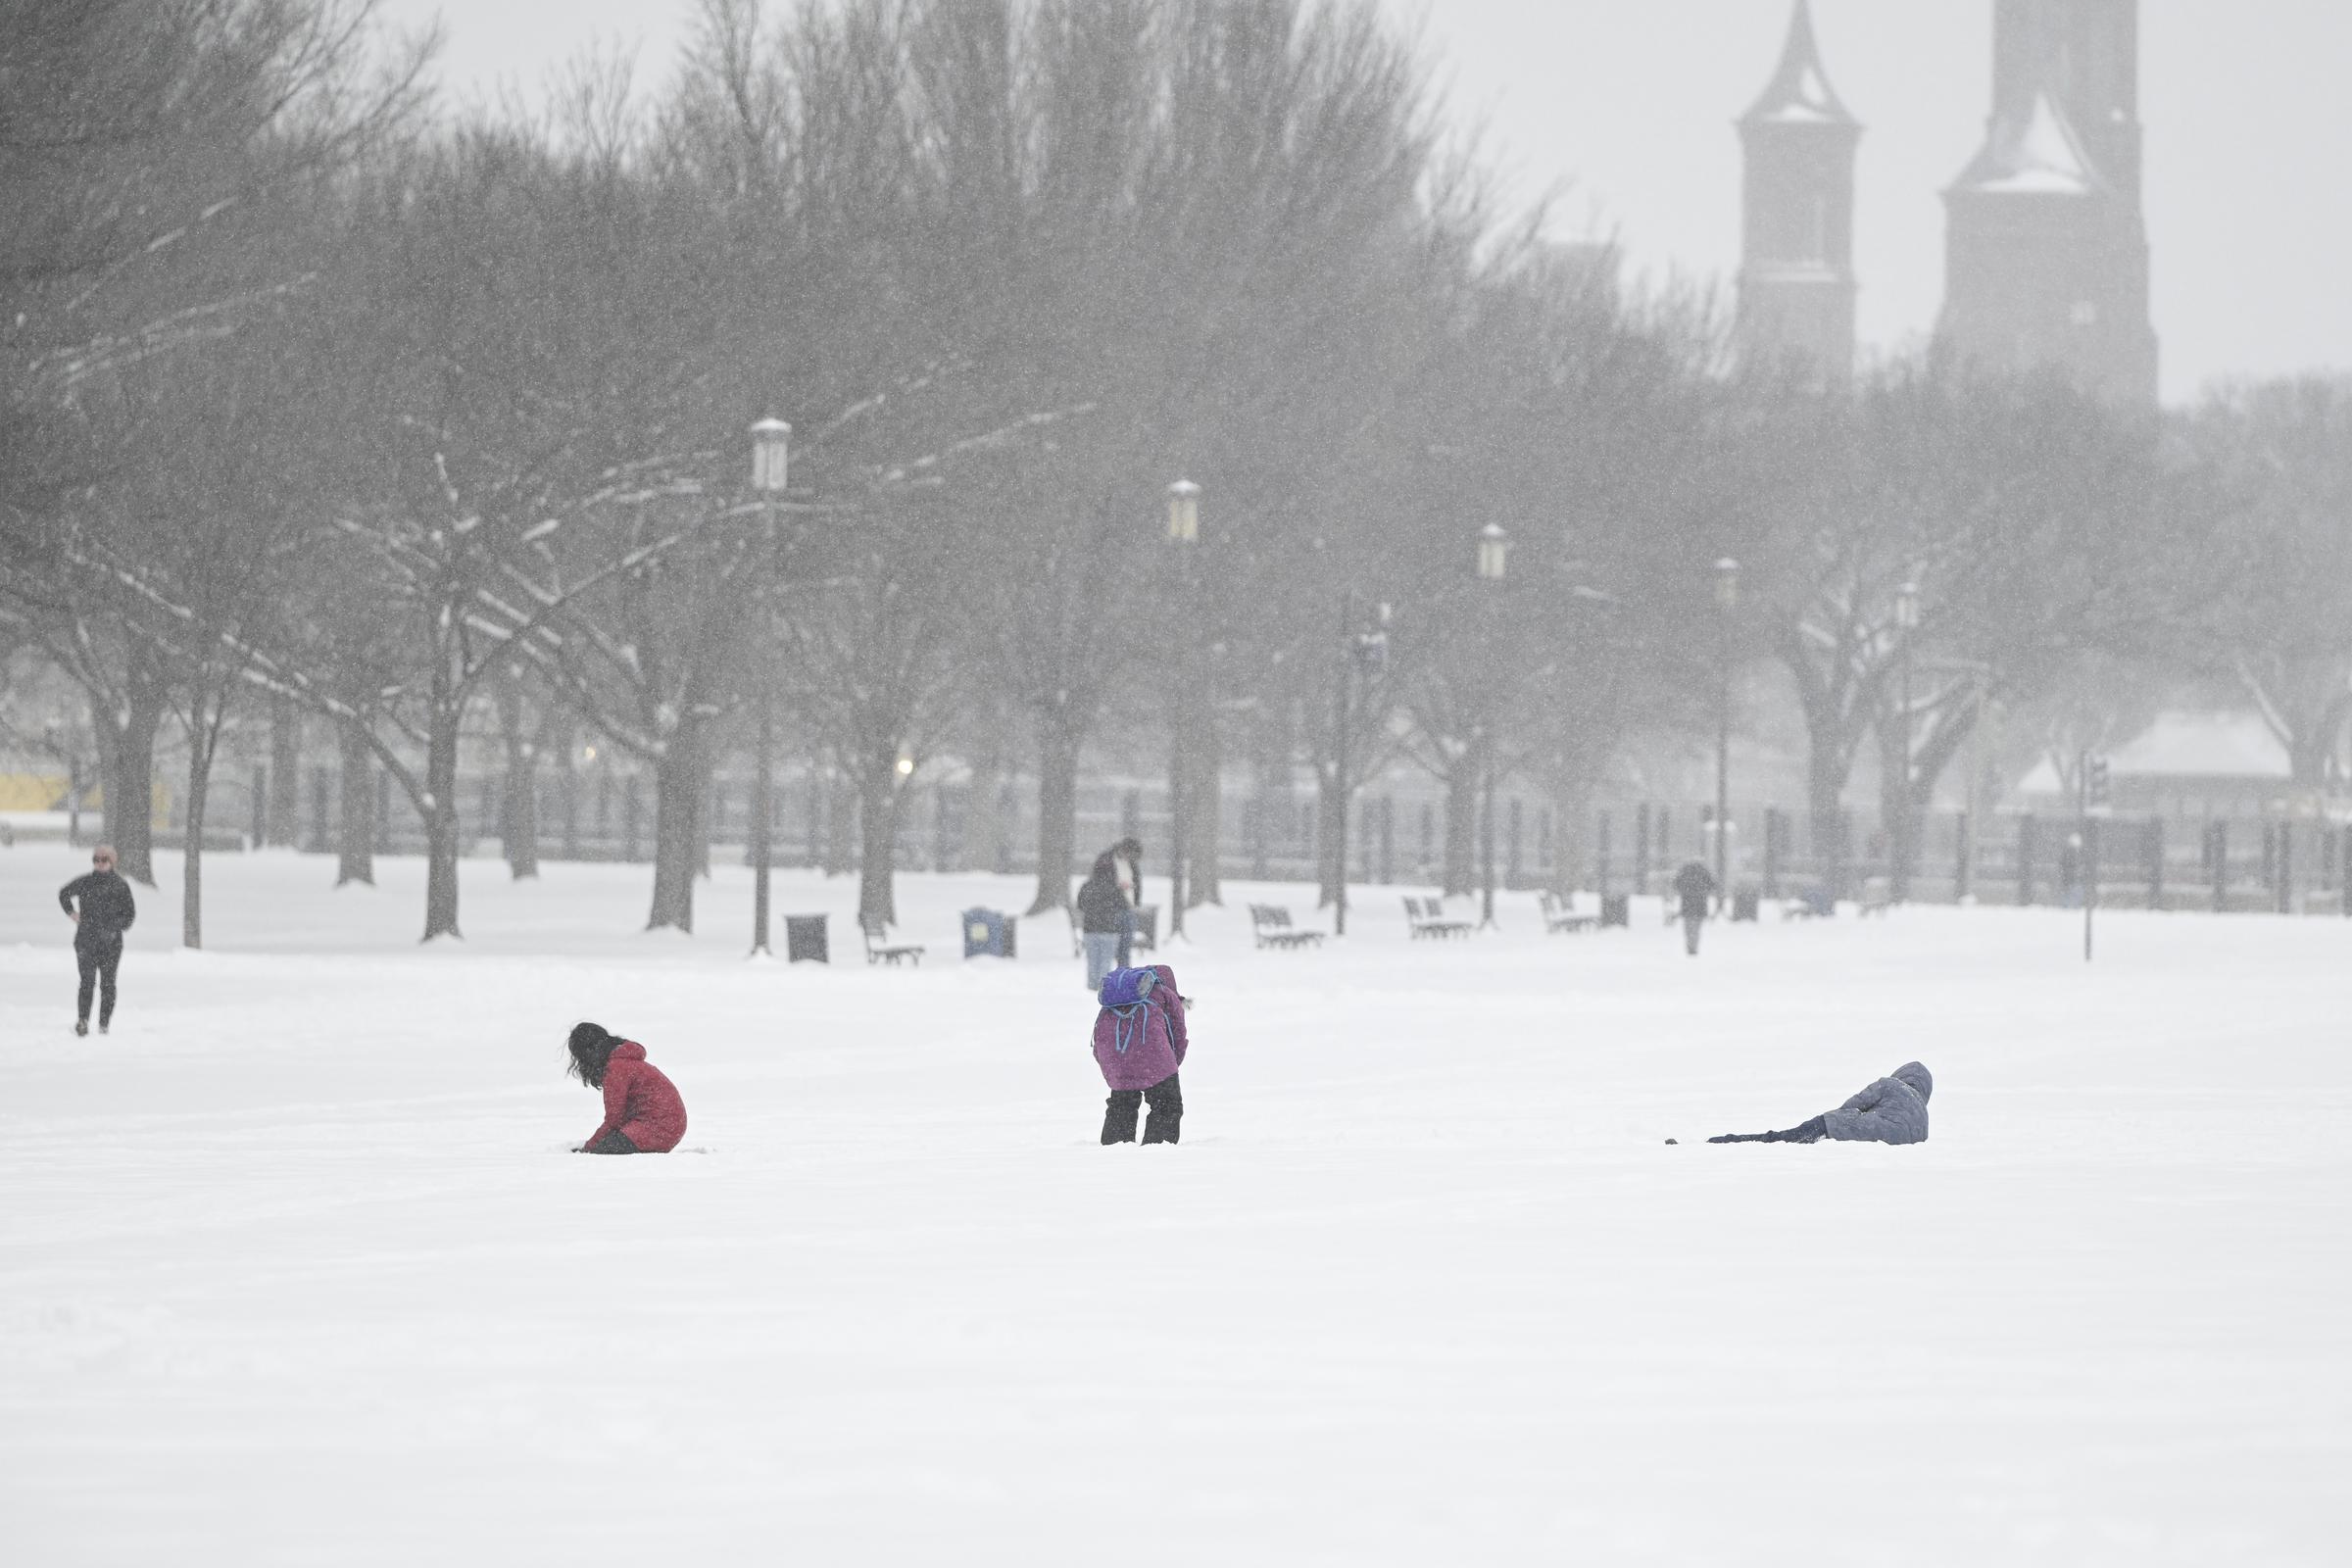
[581,1042,688,1152]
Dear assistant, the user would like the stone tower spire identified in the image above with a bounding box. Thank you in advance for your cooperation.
[1938,0,2157,403]
[1736,0,1861,384]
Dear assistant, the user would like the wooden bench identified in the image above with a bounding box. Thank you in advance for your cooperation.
[1538,891,1597,934]
[1249,904,1323,950]
[861,917,926,966]
[1403,896,1474,940]
[1783,886,1836,920]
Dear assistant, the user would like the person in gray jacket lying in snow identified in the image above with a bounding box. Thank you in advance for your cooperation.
[1708,1061,1933,1145]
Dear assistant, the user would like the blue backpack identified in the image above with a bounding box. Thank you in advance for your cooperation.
[1096,966,1160,1056]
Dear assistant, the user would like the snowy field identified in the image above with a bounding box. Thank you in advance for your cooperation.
[3,844,2346,1565]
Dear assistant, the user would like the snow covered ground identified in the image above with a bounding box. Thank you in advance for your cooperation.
[3,845,2346,1565]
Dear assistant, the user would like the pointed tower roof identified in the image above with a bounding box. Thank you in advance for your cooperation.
[1740,0,1859,130]
[1950,91,2104,198]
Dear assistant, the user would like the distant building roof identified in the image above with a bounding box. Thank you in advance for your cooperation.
[2018,711,2291,796]
[1740,0,1859,131]
[1950,91,2103,198]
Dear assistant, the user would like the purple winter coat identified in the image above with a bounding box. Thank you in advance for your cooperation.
[1091,963,1189,1091]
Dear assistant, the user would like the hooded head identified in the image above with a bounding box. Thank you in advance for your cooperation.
[1091,851,1118,878]
[1892,1061,1933,1102]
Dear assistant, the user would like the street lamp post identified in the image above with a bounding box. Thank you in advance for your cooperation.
[749,416,790,956]
[1893,580,1920,903]
[1330,594,1391,939]
[1478,524,1509,929]
[1713,558,1740,910]
[1166,480,1200,941]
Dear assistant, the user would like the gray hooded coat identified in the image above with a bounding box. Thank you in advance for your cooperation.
[1822,1061,1933,1145]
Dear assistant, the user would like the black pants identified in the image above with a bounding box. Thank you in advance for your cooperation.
[1102,1073,1182,1145]
[1680,901,1708,956]
[75,938,122,1027]
[580,1127,641,1154]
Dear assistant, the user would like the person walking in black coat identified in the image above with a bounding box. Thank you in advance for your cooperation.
[1672,859,1718,956]
[1111,836,1145,966]
[1075,851,1131,991]
[59,845,136,1036]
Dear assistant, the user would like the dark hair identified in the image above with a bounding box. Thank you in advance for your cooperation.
[567,1022,618,1088]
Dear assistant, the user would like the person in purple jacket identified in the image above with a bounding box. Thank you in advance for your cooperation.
[1092,963,1188,1145]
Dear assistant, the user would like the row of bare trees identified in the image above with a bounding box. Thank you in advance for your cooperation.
[3,0,2339,947]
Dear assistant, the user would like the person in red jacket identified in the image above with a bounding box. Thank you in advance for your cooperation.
[567,1022,688,1154]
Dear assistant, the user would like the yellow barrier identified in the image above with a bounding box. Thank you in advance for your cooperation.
[0,774,66,811]
[0,775,171,822]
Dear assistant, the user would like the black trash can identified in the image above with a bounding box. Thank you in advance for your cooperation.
[784,913,829,963]
[1599,892,1632,928]
[1732,888,1761,923]
[961,908,1017,958]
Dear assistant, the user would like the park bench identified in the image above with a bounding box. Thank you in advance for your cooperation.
[1403,896,1474,940]
[861,917,926,966]
[1783,886,1837,920]
[1249,904,1324,951]
[1537,891,1597,934]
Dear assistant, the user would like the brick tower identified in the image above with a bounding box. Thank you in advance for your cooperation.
[1737,0,1861,384]
[1938,0,2158,403]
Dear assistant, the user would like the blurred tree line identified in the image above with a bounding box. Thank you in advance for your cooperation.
[0,0,2338,944]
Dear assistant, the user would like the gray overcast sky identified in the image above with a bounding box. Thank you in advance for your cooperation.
[376,0,2352,405]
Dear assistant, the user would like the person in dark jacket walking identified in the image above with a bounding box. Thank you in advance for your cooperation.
[567,1022,689,1154]
[1111,836,1146,965]
[1075,851,1131,991]
[1708,1061,1934,1146]
[1671,859,1718,956]
[59,845,135,1036]
[1092,963,1188,1145]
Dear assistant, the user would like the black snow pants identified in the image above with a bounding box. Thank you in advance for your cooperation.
[1102,1072,1182,1145]
[579,1128,641,1155]
[75,936,122,1027]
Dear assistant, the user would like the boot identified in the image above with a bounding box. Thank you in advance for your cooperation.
[1101,1090,1142,1145]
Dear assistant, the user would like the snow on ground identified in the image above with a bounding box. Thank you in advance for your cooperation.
[3,845,2346,1565]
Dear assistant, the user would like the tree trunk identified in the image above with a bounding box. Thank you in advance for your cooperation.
[1315,764,1346,908]
[694,766,712,880]
[181,719,215,949]
[857,749,902,928]
[823,769,858,876]
[495,678,542,880]
[505,752,542,879]
[646,718,711,932]
[420,710,463,941]
[1807,727,1858,863]
[555,722,580,860]
[269,695,301,847]
[1551,777,1592,895]
[1443,762,1477,896]
[93,670,166,884]
[1025,711,1083,915]
[336,718,374,886]
[963,748,1003,877]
